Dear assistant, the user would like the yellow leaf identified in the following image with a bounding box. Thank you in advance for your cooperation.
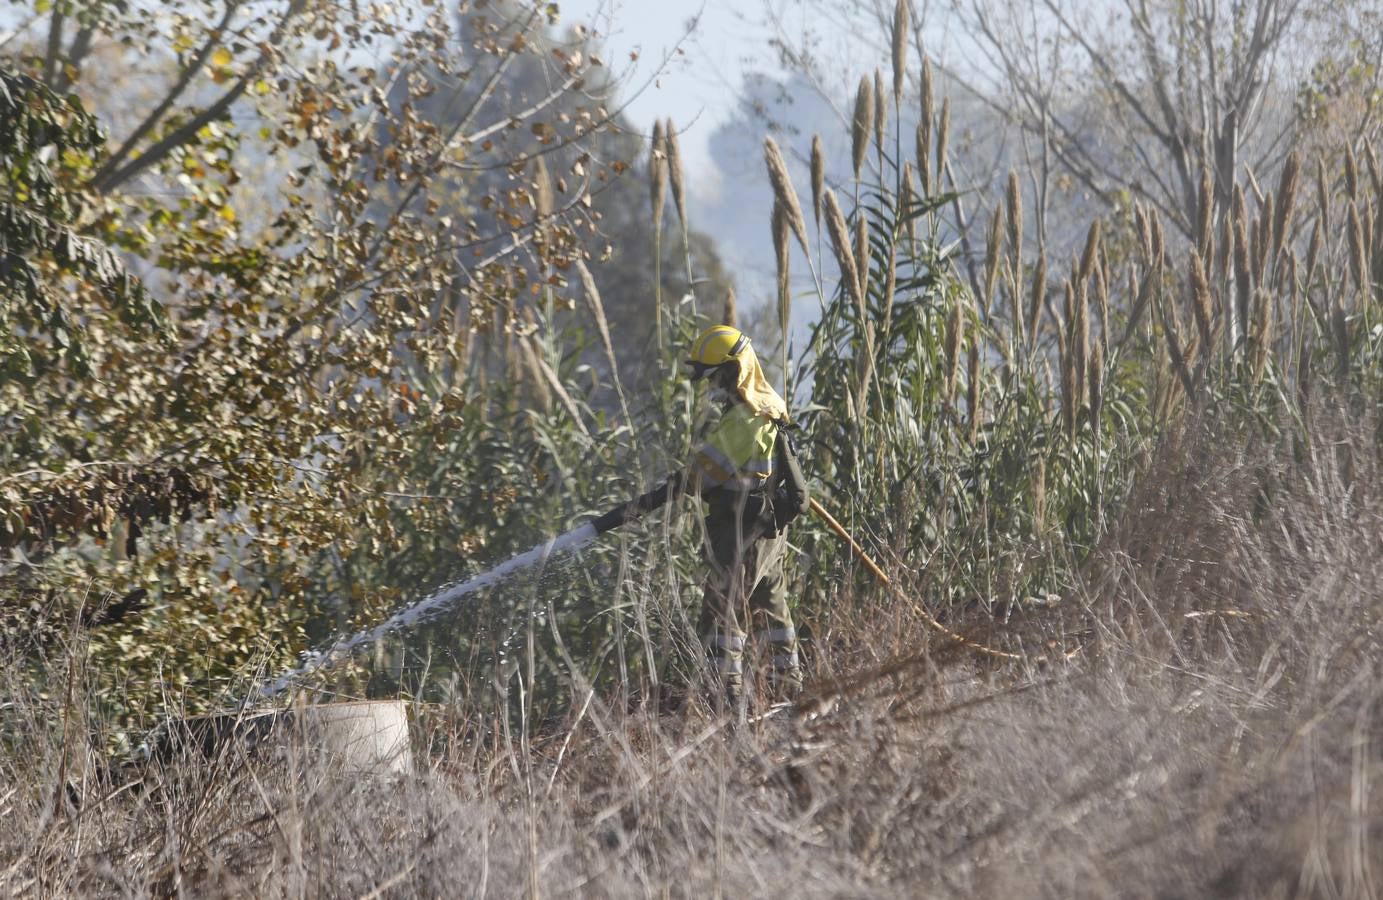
[211,47,232,68]
[218,205,236,222]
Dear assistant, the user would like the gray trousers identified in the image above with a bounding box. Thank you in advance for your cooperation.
[697,508,800,690]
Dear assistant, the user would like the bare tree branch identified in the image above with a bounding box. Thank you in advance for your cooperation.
[91,1,245,191]
[40,4,63,87]
[51,22,95,95]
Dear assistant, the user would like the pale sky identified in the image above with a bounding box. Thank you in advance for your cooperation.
[556,0,786,186]
[554,0,868,347]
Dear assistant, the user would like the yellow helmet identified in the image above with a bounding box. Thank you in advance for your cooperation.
[685,325,749,380]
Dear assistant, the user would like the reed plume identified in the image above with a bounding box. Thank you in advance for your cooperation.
[1151,208,1166,262]
[944,292,963,404]
[857,318,877,411]
[852,75,875,179]
[534,156,554,220]
[1008,258,1025,353]
[1005,171,1023,272]
[575,258,617,386]
[1071,269,1089,419]
[1272,151,1300,272]
[966,341,981,444]
[1305,221,1322,285]
[773,200,791,387]
[664,118,686,228]
[649,120,667,229]
[1316,157,1332,234]
[532,159,555,284]
[883,236,897,338]
[919,55,934,187]
[1287,251,1301,349]
[1135,202,1154,259]
[920,55,933,126]
[900,161,918,246]
[983,203,1004,319]
[1245,165,1265,206]
[1159,290,1195,396]
[649,120,667,345]
[855,214,871,301]
[810,134,825,228]
[873,69,888,154]
[1250,287,1272,382]
[1253,193,1271,282]
[1233,200,1251,354]
[1197,164,1214,259]
[517,309,551,416]
[824,188,865,316]
[1058,293,1075,439]
[519,332,553,415]
[1088,341,1104,434]
[1027,249,1047,351]
[1189,251,1214,362]
[665,118,695,315]
[1347,201,1367,294]
[1078,220,1101,284]
[1216,208,1233,283]
[1120,256,1157,351]
[529,335,592,439]
[915,122,932,198]
[892,0,909,102]
[773,199,791,299]
[935,97,951,186]
[763,137,811,257]
[1094,253,1110,362]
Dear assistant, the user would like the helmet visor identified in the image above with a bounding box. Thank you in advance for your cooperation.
[684,360,722,381]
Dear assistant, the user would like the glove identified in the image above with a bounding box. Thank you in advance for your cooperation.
[590,478,679,534]
[591,502,634,534]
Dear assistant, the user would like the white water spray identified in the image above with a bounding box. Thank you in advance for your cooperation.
[258,523,599,698]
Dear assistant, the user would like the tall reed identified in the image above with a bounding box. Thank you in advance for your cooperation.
[649,120,667,347]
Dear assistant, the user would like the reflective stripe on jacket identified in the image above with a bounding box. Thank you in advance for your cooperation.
[692,404,778,492]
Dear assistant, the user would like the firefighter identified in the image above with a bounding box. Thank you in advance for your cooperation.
[591,325,808,709]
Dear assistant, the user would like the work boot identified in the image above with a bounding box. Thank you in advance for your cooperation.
[720,676,745,718]
[770,666,804,703]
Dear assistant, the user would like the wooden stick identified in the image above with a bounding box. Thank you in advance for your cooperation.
[809,498,1078,663]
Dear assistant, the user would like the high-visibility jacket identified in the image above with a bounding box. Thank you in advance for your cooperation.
[692,404,778,494]
[589,403,781,535]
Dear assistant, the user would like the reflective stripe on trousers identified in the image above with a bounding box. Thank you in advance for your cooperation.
[705,633,746,652]
[757,627,796,645]
[771,652,800,671]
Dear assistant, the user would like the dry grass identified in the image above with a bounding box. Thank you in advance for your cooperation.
[3,399,1379,898]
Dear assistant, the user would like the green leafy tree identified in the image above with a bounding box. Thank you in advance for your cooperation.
[0,0,724,726]
[0,71,162,377]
